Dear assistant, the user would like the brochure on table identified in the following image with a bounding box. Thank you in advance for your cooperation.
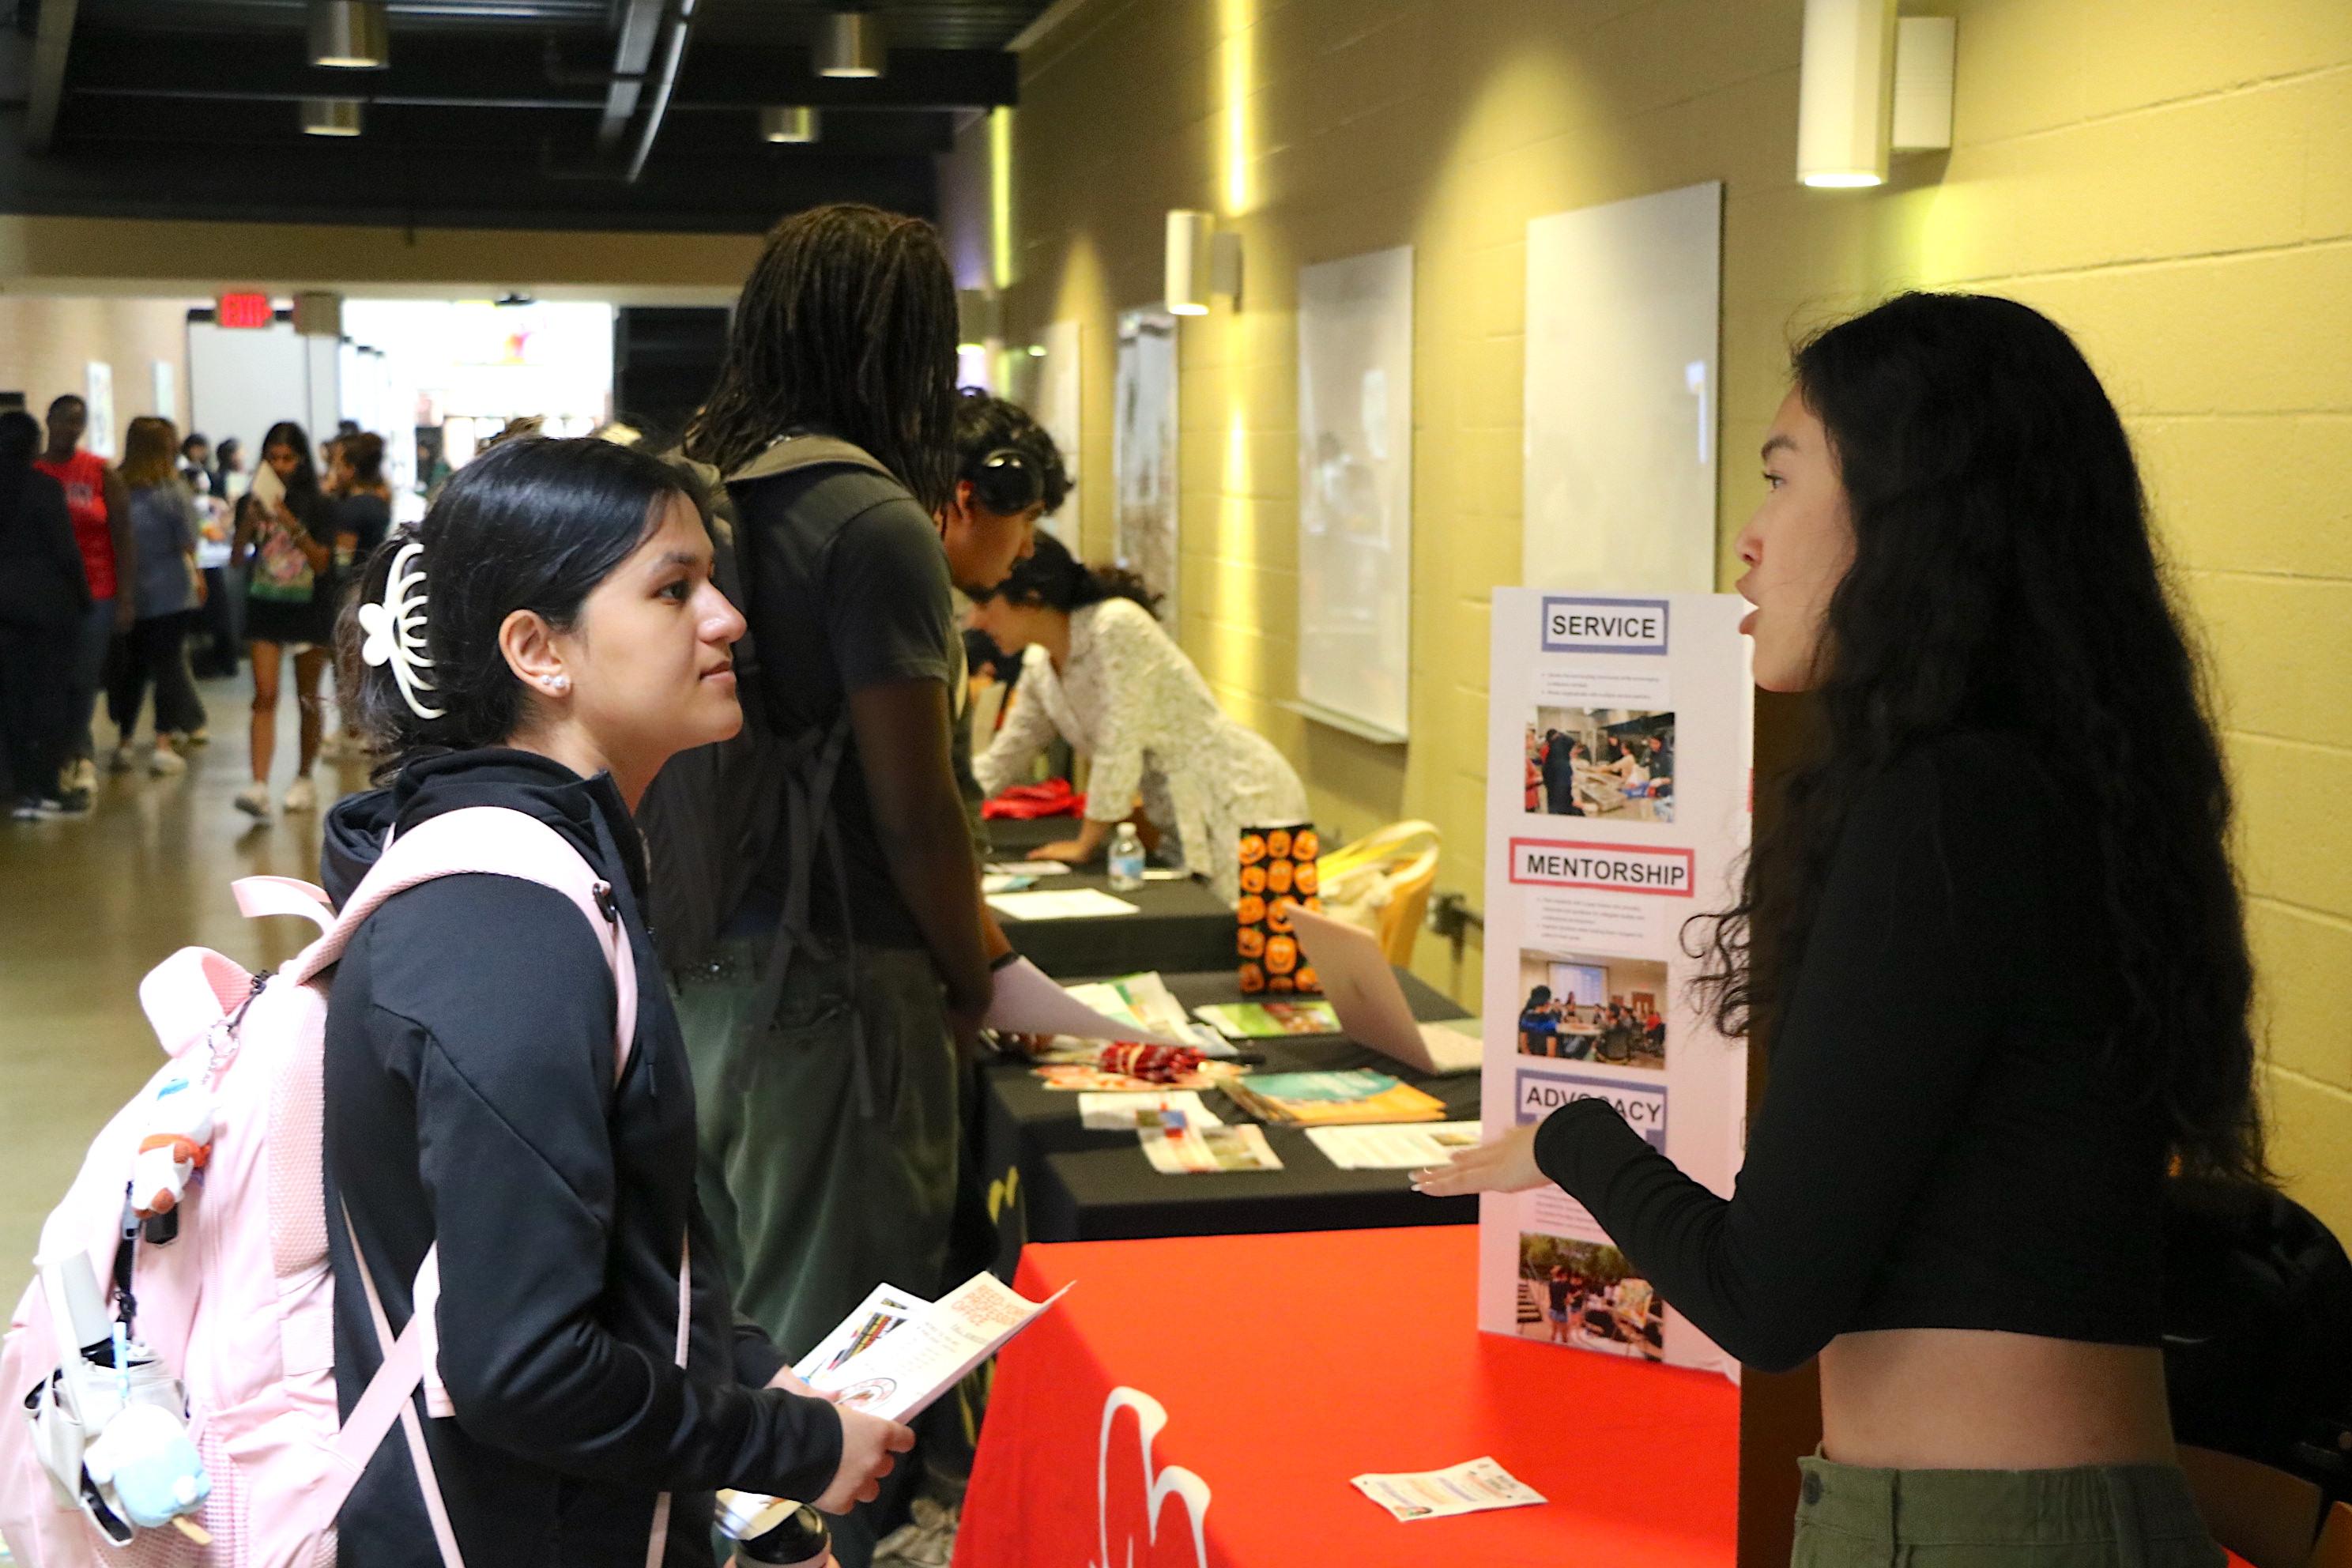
[1477,590,1751,1378]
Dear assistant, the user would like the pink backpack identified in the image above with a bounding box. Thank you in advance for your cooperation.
[0,806,689,1568]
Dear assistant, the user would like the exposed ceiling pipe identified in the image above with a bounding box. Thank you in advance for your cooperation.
[624,0,697,183]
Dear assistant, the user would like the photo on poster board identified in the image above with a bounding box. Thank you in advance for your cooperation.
[1525,706,1675,820]
[1516,1235,1664,1361]
[1113,307,1180,627]
[1296,244,1413,741]
[1513,948,1668,1071]
[1521,181,1721,596]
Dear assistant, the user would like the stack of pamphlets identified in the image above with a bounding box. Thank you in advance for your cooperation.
[1305,1121,1486,1169]
[1224,1069,1449,1126]
[1137,1108,1285,1174]
[1078,1089,1224,1131]
[1193,1000,1342,1038]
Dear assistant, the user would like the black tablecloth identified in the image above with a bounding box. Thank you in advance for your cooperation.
[980,814,1237,978]
[974,967,1480,1276]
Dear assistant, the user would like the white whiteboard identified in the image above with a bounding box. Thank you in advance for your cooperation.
[1295,245,1414,741]
[1113,307,1180,623]
[1523,181,1721,594]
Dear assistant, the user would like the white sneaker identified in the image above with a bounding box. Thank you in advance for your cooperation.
[282,776,318,813]
[69,757,97,793]
[107,744,138,775]
[234,782,272,820]
[873,1498,959,1568]
[148,748,187,777]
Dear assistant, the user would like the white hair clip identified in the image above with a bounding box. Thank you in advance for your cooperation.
[357,539,445,720]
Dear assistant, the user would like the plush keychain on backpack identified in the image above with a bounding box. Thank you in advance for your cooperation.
[130,1071,215,1230]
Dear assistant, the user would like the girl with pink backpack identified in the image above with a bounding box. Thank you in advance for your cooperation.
[313,436,910,1565]
[5,436,901,1566]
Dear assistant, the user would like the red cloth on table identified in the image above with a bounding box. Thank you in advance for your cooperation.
[959,1225,1738,1568]
[982,778,1086,820]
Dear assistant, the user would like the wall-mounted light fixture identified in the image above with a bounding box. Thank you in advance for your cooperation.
[760,106,820,143]
[301,98,364,137]
[308,0,388,68]
[1798,0,1954,187]
[816,8,888,78]
[1166,209,1242,315]
[956,288,1002,353]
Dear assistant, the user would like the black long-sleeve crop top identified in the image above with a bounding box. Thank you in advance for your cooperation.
[1533,732,2169,1373]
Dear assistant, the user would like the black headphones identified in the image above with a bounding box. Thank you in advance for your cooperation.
[963,447,1043,516]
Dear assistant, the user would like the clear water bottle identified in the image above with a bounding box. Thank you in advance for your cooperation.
[1108,821,1147,891]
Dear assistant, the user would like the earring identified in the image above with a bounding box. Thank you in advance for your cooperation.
[547,675,570,694]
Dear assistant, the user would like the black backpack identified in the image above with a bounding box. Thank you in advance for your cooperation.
[636,436,895,978]
[2162,1175,2352,1505]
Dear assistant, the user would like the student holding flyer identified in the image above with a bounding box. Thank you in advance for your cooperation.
[1423,293,2252,1566]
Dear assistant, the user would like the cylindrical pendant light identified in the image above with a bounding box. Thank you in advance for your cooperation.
[301,98,364,137]
[1796,0,1895,188]
[816,9,887,79]
[1166,210,1214,316]
[308,0,389,69]
[760,106,820,143]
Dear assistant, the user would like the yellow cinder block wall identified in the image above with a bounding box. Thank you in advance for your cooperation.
[946,0,2352,1237]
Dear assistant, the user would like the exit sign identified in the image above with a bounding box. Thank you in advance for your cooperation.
[217,292,273,329]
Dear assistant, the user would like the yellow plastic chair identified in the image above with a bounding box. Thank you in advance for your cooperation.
[1317,820,1441,969]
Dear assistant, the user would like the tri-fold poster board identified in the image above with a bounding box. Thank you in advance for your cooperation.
[1477,589,1752,1378]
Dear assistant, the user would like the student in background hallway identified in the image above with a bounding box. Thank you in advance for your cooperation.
[232,420,345,820]
[322,432,394,761]
[182,430,240,676]
[105,416,210,775]
[0,410,90,818]
[34,393,133,811]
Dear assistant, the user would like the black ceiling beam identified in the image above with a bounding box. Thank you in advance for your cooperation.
[65,26,1020,112]
[597,0,668,152]
[51,91,957,156]
[25,0,81,153]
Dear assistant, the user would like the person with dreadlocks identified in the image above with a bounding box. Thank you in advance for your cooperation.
[666,203,1035,1567]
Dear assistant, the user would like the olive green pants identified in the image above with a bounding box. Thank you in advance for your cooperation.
[1792,1456,2225,1568]
[674,937,967,1567]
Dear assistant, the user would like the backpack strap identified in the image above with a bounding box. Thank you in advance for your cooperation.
[289,807,638,1070]
[722,433,903,1118]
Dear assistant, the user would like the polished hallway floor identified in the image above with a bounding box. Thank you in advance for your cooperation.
[0,672,372,1306]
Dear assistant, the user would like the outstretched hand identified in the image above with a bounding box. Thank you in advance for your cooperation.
[1411,1123,1549,1197]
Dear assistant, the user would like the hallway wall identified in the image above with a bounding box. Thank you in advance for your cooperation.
[0,295,198,449]
[946,0,2352,1236]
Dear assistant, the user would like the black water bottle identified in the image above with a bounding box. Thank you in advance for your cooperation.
[722,1493,831,1568]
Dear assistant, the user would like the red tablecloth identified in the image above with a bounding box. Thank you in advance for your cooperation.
[958,1225,1738,1568]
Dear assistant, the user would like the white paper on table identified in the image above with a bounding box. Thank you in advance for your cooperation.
[982,873,1036,895]
[791,1282,929,1382]
[803,1272,1072,1423]
[1306,1121,1487,1170]
[986,861,1072,877]
[986,888,1142,921]
[983,956,1188,1046]
[1078,1090,1224,1131]
[1350,1457,1547,1521]
[1138,1115,1284,1174]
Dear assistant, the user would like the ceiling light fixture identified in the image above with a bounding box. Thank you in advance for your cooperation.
[816,8,887,79]
[760,106,820,143]
[301,98,364,137]
[307,0,389,69]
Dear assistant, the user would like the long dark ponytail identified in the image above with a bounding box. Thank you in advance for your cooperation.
[971,530,1161,616]
[1696,292,2265,1185]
